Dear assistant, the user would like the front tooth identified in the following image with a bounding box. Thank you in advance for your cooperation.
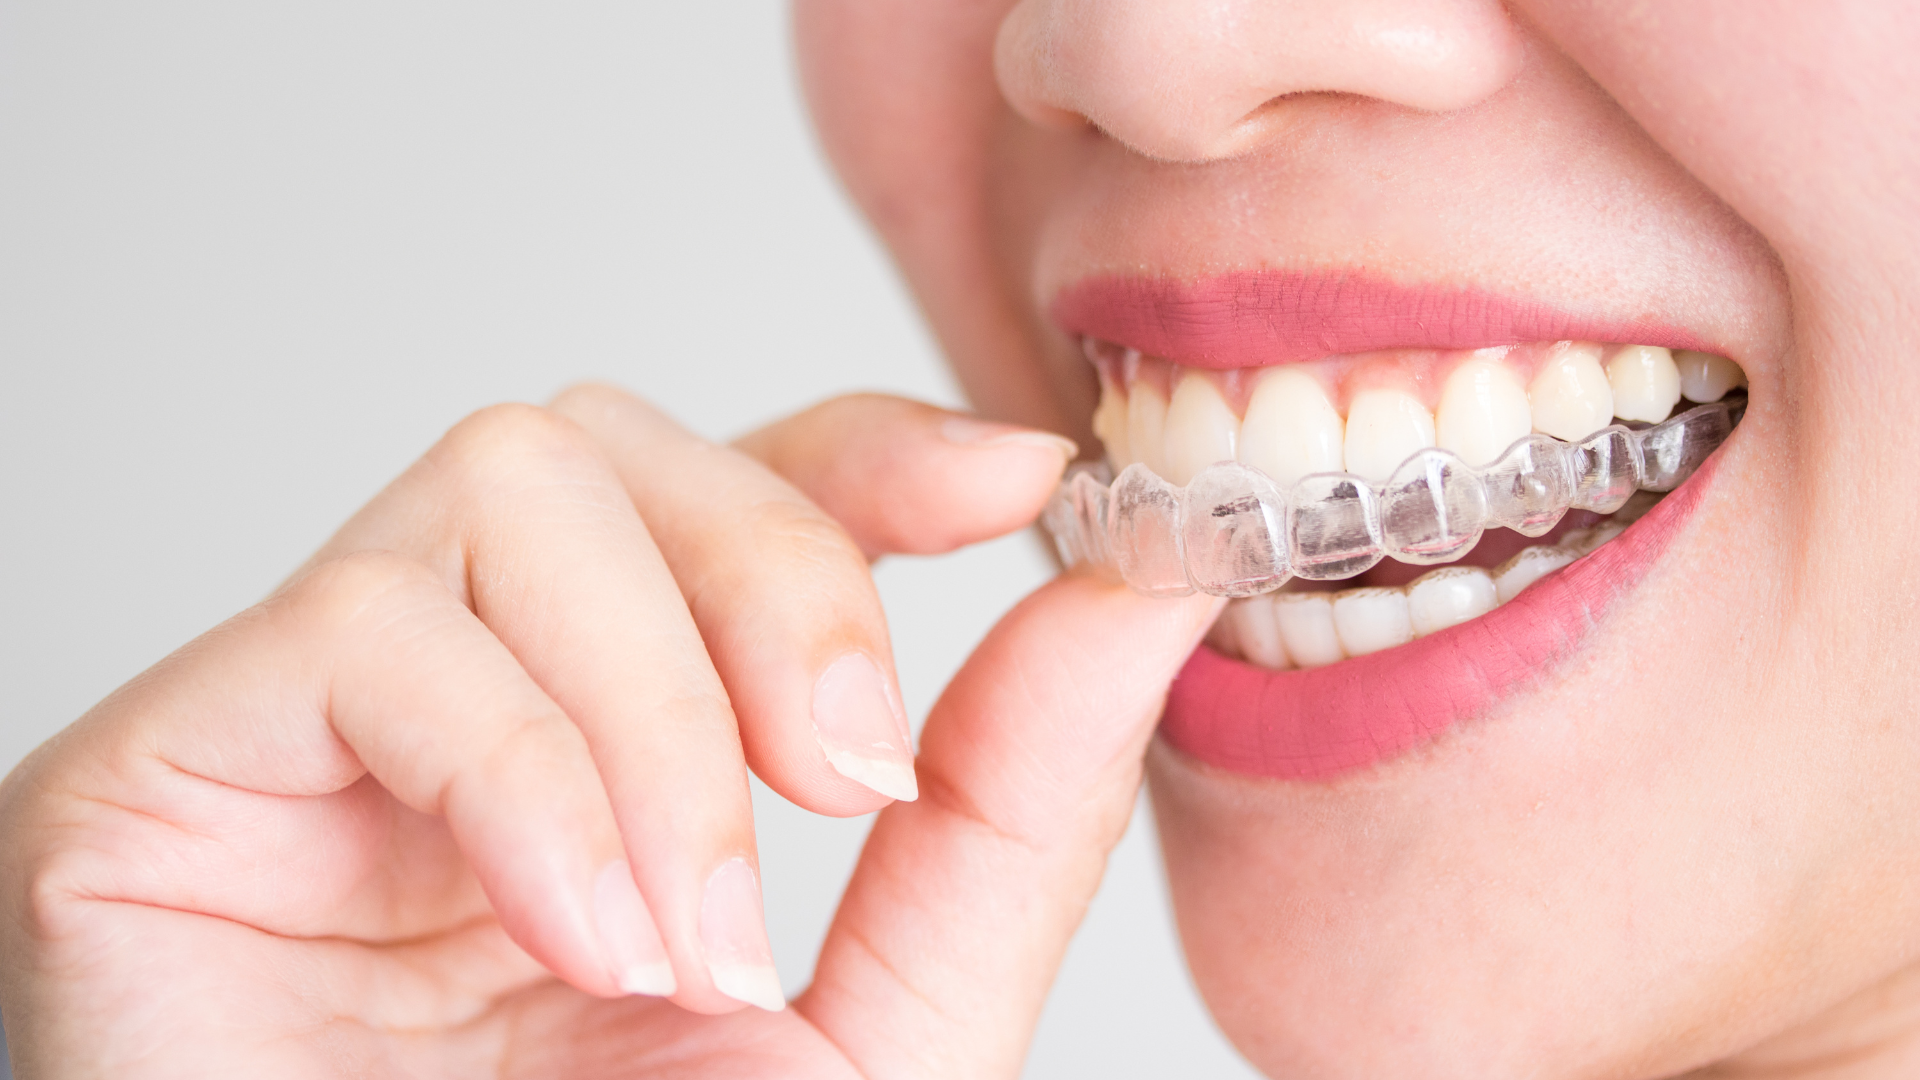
[1674,350,1746,403]
[1407,567,1498,637]
[1126,377,1170,477]
[1344,388,1436,483]
[1205,607,1241,658]
[1162,369,1240,486]
[1437,355,1532,467]
[1492,545,1577,603]
[1091,371,1131,467]
[1239,367,1344,487]
[1273,592,1345,668]
[1606,345,1682,423]
[1331,587,1414,656]
[1220,597,1290,669]
[1528,342,1615,441]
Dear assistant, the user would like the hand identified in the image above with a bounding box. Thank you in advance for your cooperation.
[0,387,1219,1079]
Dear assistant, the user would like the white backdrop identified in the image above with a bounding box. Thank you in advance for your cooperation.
[0,4,1260,1076]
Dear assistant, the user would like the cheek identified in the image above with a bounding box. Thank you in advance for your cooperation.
[795,0,1081,431]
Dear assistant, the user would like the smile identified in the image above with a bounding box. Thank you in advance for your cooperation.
[1043,274,1749,779]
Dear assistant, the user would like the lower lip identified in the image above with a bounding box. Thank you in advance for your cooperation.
[1158,459,1716,781]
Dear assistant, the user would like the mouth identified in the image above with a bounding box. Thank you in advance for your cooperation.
[1043,272,1749,780]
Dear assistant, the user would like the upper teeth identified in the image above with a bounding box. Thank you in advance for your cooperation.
[1345,387,1437,482]
[1240,367,1344,486]
[1436,356,1533,468]
[1528,342,1615,441]
[1090,341,1744,487]
[1051,340,1747,599]
[1605,345,1685,423]
[1164,370,1240,486]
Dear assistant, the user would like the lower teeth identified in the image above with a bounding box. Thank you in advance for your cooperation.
[1043,396,1740,599]
[1206,508,1646,667]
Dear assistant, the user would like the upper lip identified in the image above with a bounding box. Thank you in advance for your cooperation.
[1050,270,1716,368]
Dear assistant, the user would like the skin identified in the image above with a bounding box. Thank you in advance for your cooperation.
[796,0,1920,1077]
[0,389,1221,1078]
[2,2,1915,1079]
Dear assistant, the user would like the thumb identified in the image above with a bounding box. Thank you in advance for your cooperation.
[797,574,1221,1079]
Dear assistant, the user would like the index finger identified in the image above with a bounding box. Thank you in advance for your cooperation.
[734,393,1077,558]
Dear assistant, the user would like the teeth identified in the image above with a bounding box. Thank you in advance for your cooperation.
[1091,370,1131,468]
[1162,370,1240,486]
[1089,342,1744,494]
[1344,388,1436,483]
[1273,592,1345,668]
[1209,538,1592,668]
[1492,545,1577,603]
[1528,342,1615,442]
[1071,395,1739,597]
[1675,350,1746,403]
[1204,604,1241,656]
[1071,338,1742,630]
[1437,355,1533,467]
[1126,378,1171,477]
[1331,587,1414,657]
[1201,518,1656,669]
[1239,367,1345,487]
[1217,595,1290,668]
[1406,566,1499,636]
[1606,345,1683,424]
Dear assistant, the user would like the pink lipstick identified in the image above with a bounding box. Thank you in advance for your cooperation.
[1053,271,1711,369]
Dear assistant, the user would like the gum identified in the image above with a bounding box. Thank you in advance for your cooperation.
[1043,397,1742,598]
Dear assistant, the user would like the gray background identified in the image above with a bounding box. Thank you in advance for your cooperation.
[0,3,1261,1076]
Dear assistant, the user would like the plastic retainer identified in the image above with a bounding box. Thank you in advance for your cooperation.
[1042,397,1744,598]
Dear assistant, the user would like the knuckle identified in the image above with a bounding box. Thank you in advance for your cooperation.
[433,403,602,489]
[549,380,640,416]
[810,391,900,425]
[286,549,440,634]
[20,845,106,944]
[745,497,866,578]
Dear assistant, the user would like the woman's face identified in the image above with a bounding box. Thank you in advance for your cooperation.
[795,1,1920,1075]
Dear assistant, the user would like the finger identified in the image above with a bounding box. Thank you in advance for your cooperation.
[550,386,919,820]
[9,551,665,1004]
[312,406,769,1014]
[734,393,1077,558]
[800,576,1222,1080]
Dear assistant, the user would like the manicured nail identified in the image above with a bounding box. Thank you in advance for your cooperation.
[700,858,784,1011]
[593,860,675,996]
[812,652,918,802]
[940,415,1078,463]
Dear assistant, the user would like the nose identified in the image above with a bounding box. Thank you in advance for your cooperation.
[994,0,1524,162]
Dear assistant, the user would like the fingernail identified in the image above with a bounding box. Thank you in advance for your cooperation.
[812,652,918,802]
[700,858,785,1011]
[593,860,676,996]
[940,415,1078,463]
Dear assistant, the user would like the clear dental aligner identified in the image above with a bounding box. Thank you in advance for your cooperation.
[1043,390,1744,600]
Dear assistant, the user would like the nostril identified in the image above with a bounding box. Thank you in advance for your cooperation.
[1016,99,1098,136]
